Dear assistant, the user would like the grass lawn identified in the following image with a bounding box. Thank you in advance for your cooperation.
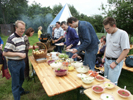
[0,33,133,100]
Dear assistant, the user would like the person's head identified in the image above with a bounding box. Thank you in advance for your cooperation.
[25,27,34,37]
[60,21,68,31]
[15,20,25,37]
[103,17,117,34]
[38,26,42,30]
[103,37,106,44]
[56,21,60,28]
[100,36,106,42]
[67,17,78,28]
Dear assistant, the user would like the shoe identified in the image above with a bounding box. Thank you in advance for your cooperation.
[20,91,30,96]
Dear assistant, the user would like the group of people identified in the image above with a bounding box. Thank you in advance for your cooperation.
[52,17,130,86]
[0,16,130,100]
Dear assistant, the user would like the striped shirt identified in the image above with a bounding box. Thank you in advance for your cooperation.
[24,35,30,50]
[4,33,26,60]
[54,27,64,38]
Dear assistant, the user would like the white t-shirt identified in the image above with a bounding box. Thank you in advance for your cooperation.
[105,29,130,58]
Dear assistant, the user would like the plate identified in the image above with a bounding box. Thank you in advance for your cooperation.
[66,49,73,52]
[55,43,64,46]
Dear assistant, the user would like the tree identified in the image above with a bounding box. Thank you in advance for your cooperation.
[100,1,133,41]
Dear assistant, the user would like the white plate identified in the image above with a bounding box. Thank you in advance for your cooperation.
[66,49,73,52]
[55,43,64,46]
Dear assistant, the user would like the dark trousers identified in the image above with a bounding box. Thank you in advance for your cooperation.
[54,38,62,53]
[8,60,25,100]
[24,50,30,78]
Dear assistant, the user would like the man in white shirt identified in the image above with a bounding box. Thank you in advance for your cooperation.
[102,17,130,85]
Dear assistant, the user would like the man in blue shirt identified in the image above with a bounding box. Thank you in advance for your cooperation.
[67,17,99,70]
[60,21,79,60]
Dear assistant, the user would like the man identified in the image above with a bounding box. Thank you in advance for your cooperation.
[67,17,99,70]
[60,21,79,60]
[54,21,64,53]
[3,20,29,100]
[102,17,130,85]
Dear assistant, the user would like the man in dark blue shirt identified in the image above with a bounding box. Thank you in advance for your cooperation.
[60,21,79,60]
[67,17,99,70]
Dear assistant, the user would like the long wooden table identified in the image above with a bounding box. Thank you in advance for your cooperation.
[29,56,82,97]
[84,84,133,100]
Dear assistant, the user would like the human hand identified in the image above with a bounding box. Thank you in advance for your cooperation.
[71,49,78,53]
[77,56,82,59]
[18,53,26,59]
[102,57,105,63]
[66,45,72,49]
[72,53,78,59]
[0,46,2,50]
[54,40,58,43]
[110,62,117,69]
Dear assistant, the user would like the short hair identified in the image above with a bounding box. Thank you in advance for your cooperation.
[38,26,42,30]
[103,37,106,42]
[25,27,34,36]
[101,35,106,39]
[67,17,78,24]
[103,17,116,26]
[60,21,67,26]
[56,21,60,25]
[15,20,25,27]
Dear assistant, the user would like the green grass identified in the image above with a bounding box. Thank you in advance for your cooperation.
[0,33,133,100]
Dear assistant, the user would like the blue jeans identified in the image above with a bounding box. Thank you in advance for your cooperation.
[8,60,25,100]
[83,46,98,71]
[104,58,124,85]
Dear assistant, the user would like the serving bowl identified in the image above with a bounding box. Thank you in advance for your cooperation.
[117,89,131,98]
[68,65,74,71]
[76,66,89,74]
[104,82,115,89]
[77,74,87,79]
[71,61,83,68]
[81,76,94,84]
[50,62,62,69]
[92,85,104,93]
[47,60,55,65]
[88,70,98,77]
[95,75,105,82]
[100,93,115,100]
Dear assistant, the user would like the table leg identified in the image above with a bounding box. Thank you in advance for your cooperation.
[31,64,36,82]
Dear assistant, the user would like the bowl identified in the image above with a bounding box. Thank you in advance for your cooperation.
[95,75,105,82]
[66,58,74,63]
[58,53,69,60]
[100,93,115,100]
[104,82,115,89]
[54,68,68,77]
[68,65,74,71]
[50,62,62,69]
[88,70,98,77]
[117,89,131,98]
[92,85,104,93]
[62,62,69,66]
[81,76,94,84]
[71,61,83,68]
[77,74,87,79]
[47,60,55,65]
[76,66,89,74]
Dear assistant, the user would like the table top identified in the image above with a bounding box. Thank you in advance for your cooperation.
[84,84,133,100]
[29,56,82,97]
[122,62,133,72]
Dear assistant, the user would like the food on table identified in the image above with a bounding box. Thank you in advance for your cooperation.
[55,68,67,76]
[104,82,115,89]
[47,60,55,65]
[55,59,63,62]
[95,75,105,81]
[92,85,104,93]
[66,58,74,63]
[62,62,69,66]
[117,89,131,98]
[68,65,74,71]
[81,76,94,84]
[58,53,69,59]
[33,50,44,55]
[77,74,87,79]
[76,66,89,74]
[100,93,114,100]
[50,62,62,69]
[88,70,98,77]
[71,61,83,68]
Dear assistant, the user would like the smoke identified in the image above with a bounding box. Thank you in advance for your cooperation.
[19,13,53,33]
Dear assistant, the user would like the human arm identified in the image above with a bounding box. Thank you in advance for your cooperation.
[0,37,4,49]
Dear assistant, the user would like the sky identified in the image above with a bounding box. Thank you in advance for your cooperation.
[28,0,108,16]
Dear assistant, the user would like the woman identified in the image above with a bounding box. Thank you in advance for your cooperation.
[38,26,42,41]
[24,27,38,80]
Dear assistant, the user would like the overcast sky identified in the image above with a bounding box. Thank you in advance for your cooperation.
[28,0,108,16]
